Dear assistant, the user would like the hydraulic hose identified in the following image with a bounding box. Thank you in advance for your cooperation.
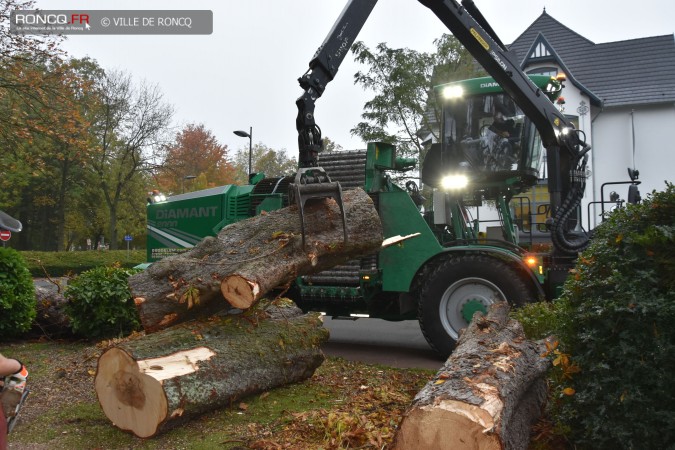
[551,144,591,255]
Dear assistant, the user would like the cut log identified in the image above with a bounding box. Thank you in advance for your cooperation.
[129,187,382,333]
[392,303,550,450]
[30,285,72,338]
[95,300,328,438]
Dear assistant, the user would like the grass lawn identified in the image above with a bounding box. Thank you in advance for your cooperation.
[2,339,434,449]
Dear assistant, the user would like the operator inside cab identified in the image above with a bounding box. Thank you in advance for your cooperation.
[480,96,522,171]
[443,93,525,175]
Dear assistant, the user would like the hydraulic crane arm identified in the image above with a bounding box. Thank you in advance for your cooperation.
[292,0,378,249]
[296,0,378,169]
[296,0,585,164]
[295,0,591,254]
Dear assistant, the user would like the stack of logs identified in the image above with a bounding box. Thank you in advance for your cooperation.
[92,187,550,446]
[94,188,384,438]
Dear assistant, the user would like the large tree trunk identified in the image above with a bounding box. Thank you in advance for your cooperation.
[129,188,382,333]
[393,303,550,450]
[95,300,328,438]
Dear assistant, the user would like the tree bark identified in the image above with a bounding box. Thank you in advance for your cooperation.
[94,300,328,438]
[393,303,550,450]
[129,187,382,333]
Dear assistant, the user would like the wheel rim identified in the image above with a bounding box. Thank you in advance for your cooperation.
[438,277,506,340]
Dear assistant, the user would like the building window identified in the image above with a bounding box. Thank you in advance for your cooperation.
[530,42,551,59]
[527,67,558,77]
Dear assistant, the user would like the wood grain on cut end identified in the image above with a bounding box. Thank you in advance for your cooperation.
[95,348,168,438]
[221,275,259,309]
[393,404,502,450]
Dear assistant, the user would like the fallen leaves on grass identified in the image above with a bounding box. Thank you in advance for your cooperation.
[245,360,431,449]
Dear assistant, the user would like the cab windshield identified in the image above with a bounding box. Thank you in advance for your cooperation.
[441,93,542,178]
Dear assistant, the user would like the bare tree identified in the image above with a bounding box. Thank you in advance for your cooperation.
[0,0,64,59]
[88,69,173,249]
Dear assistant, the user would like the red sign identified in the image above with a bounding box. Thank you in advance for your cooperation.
[0,230,11,241]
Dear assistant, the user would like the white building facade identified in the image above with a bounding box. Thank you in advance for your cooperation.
[509,12,675,228]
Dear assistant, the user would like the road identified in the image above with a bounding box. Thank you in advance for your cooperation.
[321,316,443,370]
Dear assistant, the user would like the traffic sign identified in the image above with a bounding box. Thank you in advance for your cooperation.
[124,235,133,241]
[0,229,11,241]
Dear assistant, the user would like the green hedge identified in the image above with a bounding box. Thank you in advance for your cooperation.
[0,248,36,338]
[558,183,675,449]
[20,250,146,277]
[518,184,675,449]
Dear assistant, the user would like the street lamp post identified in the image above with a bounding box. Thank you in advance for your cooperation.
[233,127,253,178]
[182,175,197,193]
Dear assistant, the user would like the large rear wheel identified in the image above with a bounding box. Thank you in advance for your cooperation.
[418,254,536,358]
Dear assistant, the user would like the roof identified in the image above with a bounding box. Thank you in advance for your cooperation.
[509,11,675,108]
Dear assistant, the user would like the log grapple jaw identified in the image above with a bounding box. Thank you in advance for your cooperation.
[290,167,348,249]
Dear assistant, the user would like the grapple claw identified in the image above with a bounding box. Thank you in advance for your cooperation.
[290,167,348,249]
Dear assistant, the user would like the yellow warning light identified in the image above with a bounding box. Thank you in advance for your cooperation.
[524,254,544,275]
[556,73,567,82]
[525,255,538,267]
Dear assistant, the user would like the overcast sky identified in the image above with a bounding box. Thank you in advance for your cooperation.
[34,0,675,159]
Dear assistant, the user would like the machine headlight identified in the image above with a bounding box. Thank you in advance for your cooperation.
[442,85,464,99]
[441,174,469,190]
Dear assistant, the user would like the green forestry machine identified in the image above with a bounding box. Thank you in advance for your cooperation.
[146,0,639,357]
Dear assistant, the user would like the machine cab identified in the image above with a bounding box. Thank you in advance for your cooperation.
[423,75,558,196]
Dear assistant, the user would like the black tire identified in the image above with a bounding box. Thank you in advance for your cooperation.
[418,254,536,359]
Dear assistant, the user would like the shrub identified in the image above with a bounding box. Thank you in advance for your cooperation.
[557,183,675,449]
[0,247,36,338]
[64,265,142,339]
[511,297,574,344]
